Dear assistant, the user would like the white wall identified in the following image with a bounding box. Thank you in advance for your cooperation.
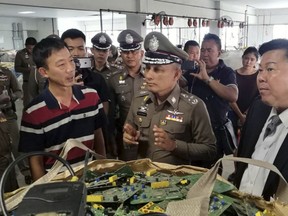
[0,17,57,50]
[255,8,288,45]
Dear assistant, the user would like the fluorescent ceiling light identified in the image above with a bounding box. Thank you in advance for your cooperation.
[18,11,35,14]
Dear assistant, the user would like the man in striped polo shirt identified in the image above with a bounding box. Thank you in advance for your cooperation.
[19,38,106,181]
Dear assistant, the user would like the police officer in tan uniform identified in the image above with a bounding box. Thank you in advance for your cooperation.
[0,90,19,192]
[91,32,118,82]
[123,32,216,165]
[14,37,37,108]
[0,66,28,185]
[109,29,146,160]
[91,32,118,157]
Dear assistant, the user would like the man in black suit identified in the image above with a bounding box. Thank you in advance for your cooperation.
[234,39,288,201]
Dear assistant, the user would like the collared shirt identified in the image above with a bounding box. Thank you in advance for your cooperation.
[109,66,146,128]
[14,48,35,81]
[185,59,237,128]
[125,84,216,165]
[19,85,106,168]
[92,63,118,82]
[0,67,22,118]
[239,107,288,196]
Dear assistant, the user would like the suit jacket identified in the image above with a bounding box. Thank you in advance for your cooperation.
[234,98,288,200]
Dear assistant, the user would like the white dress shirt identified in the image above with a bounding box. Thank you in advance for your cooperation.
[239,107,288,197]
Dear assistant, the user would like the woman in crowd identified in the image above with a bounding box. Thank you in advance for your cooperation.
[229,46,259,140]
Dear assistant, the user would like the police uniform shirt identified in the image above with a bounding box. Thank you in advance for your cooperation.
[109,66,146,127]
[0,67,22,118]
[14,48,35,81]
[92,62,118,82]
[125,84,216,165]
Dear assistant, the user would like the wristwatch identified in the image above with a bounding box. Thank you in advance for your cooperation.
[204,76,214,85]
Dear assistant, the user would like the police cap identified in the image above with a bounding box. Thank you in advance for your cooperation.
[91,32,112,50]
[143,32,188,65]
[117,29,143,51]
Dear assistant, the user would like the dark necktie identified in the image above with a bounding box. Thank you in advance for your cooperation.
[263,115,282,140]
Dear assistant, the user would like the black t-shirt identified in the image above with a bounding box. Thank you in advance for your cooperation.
[186,59,237,128]
[80,68,110,103]
[235,71,259,113]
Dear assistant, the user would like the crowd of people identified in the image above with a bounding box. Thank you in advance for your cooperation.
[0,27,287,201]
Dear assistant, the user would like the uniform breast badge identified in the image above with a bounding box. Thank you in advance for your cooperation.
[160,120,167,126]
[165,110,183,122]
[137,105,148,116]
[118,75,126,84]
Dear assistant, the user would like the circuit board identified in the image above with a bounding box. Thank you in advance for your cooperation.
[83,165,264,216]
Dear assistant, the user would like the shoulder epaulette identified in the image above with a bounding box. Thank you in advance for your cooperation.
[180,92,199,105]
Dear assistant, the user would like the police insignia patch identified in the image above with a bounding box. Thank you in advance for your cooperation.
[149,35,159,52]
[125,34,134,44]
[99,35,106,44]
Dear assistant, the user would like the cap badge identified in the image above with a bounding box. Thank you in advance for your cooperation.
[99,35,107,44]
[125,33,134,44]
[149,35,159,52]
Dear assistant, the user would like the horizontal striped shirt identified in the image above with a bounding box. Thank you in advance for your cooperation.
[19,85,106,167]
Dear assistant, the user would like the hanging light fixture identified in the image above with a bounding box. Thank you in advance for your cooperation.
[154,14,161,26]
[193,19,197,27]
[163,16,169,26]
[168,17,174,26]
[202,19,206,27]
[187,18,192,27]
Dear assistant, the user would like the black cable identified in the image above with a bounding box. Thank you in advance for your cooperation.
[0,151,75,216]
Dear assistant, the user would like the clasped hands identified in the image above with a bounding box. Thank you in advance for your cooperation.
[123,123,176,151]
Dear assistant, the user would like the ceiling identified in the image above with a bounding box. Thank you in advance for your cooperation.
[0,4,102,20]
[0,1,288,20]
[218,0,288,9]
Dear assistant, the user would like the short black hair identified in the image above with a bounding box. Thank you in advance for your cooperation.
[202,33,221,51]
[259,39,288,59]
[183,40,199,53]
[33,38,66,69]
[242,46,259,60]
[25,37,37,46]
[61,28,86,43]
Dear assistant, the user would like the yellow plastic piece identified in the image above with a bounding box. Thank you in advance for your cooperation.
[151,181,170,189]
[263,209,275,216]
[112,182,117,186]
[180,179,188,185]
[146,169,157,176]
[70,176,79,182]
[109,175,118,183]
[153,206,165,213]
[92,203,104,210]
[138,202,155,213]
[130,176,136,184]
[87,194,104,202]
[255,211,262,216]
